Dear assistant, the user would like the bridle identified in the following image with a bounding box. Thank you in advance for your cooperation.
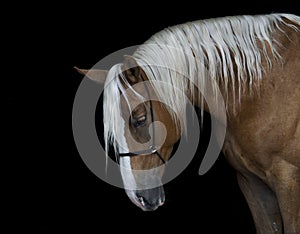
[118,74,166,164]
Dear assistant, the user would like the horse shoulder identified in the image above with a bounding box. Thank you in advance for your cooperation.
[223,39,300,180]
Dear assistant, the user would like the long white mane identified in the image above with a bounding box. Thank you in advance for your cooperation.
[103,13,300,155]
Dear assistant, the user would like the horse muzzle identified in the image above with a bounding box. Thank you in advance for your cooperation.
[136,186,165,211]
[126,186,165,211]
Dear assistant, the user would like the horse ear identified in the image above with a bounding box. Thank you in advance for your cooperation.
[74,66,108,84]
[123,55,143,84]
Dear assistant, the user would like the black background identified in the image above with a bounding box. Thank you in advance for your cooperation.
[7,2,299,233]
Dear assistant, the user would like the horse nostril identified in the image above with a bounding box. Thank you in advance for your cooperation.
[137,196,145,206]
[135,186,165,210]
[137,195,155,209]
[137,194,154,208]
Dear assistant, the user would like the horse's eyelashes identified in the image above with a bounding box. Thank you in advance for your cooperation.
[132,115,147,128]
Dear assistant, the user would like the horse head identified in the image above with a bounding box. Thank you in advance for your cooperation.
[76,55,182,211]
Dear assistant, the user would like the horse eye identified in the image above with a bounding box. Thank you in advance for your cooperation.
[133,116,147,128]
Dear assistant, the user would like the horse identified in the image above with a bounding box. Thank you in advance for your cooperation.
[75,13,300,233]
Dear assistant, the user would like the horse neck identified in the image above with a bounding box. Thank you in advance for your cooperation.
[185,76,228,120]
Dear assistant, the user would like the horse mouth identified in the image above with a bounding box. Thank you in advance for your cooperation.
[126,189,165,211]
[136,196,165,211]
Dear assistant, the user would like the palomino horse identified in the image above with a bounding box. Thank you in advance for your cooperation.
[76,13,300,233]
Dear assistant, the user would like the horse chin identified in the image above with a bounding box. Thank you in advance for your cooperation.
[125,188,165,211]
